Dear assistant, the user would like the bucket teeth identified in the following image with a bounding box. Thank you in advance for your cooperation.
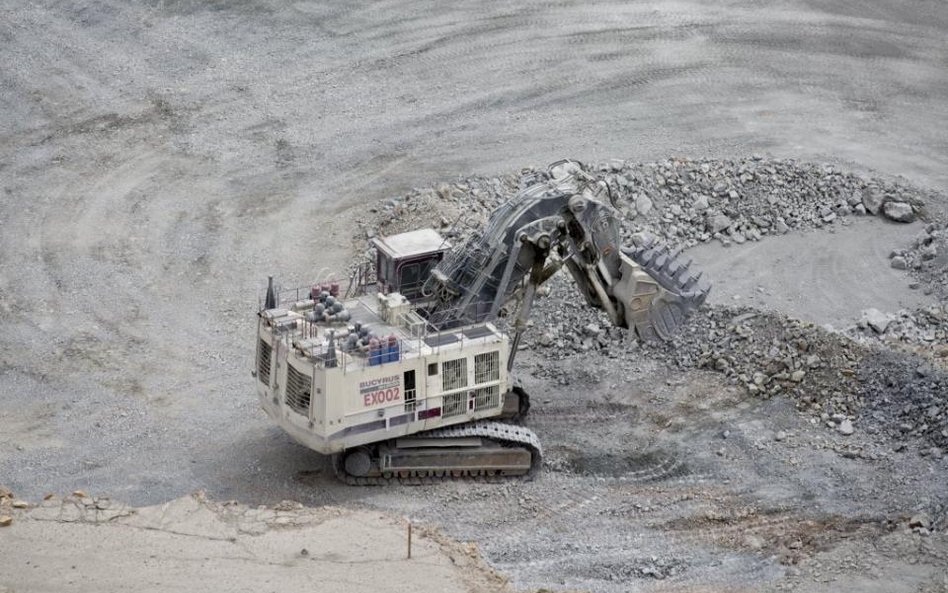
[674,260,692,281]
[683,270,703,290]
[661,247,681,271]
[647,245,667,264]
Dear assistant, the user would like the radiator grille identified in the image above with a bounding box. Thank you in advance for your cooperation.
[442,392,465,418]
[441,358,468,392]
[474,351,500,384]
[257,339,272,385]
[471,385,500,410]
[285,363,311,416]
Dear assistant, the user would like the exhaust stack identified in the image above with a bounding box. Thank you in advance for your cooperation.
[264,275,277,310]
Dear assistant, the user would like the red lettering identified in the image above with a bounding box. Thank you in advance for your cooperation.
[362,387,402,407]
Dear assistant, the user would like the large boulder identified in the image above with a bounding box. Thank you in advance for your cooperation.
[708,213,733,234]
[862,308,892,334]
[635,194,654,216]
[883,201,915,223]
[862,190,884,215]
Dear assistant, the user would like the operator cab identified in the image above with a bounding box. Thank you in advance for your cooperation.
[372,228,451,302]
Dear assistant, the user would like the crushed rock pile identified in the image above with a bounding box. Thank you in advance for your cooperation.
[849,304,948,364]
[655,306,948,452]
[596,157,931,241]
[887,220,948,299]
[355,156,945,296]
[527,292,948,454]
[858,352,948,454]
[352,157,947,454]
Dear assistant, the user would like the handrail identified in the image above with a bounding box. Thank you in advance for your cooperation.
[267,292,509,373]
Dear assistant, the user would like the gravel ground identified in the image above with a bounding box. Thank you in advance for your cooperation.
[0,492,513,593]
[2,1,948,592]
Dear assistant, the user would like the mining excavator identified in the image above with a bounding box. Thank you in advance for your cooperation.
[254,160,710,484]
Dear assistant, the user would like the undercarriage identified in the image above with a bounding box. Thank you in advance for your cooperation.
[333,388,538,485]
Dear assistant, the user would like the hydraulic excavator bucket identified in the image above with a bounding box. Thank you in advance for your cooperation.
[612,243,711,342]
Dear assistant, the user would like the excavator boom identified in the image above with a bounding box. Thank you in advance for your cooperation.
[422,160,710,341]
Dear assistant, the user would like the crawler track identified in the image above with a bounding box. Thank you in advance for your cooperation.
[332,421,542,486]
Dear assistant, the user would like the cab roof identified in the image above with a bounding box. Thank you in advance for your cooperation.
[372,228,451,259]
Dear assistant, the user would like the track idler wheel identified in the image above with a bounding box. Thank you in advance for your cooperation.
[342,448,373,477]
